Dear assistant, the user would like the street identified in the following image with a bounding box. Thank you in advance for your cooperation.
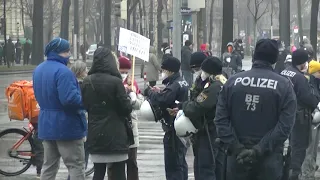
[1,58,320,180]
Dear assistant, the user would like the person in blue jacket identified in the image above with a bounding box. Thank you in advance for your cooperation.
[33,37,87,180]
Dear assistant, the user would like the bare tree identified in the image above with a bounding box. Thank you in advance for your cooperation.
[149,0,154,45]
[157,0,164,55]
[221,0,234,56]
[310,0,319,59]
[60,0,71,40]
[247,0,270,44]
[208,0,215,50]
[127,0,139,29]
[31,0,44,65]
[297,0,303,42]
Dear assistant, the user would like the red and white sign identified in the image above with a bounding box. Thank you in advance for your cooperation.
[293,26,299,33]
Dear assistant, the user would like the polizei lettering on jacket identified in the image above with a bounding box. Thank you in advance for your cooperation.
[234,77,278,90]
[280,70,296,77]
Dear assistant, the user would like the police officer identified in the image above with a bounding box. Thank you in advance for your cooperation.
[176,56,225,180]
[215,39,297,180]
[189,52,211,97]
[144,56,189,180]
[280,49,320,180]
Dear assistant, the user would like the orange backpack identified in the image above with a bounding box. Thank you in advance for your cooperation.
[5,80,39,123]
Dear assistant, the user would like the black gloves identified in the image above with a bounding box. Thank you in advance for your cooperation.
[228,143,245,156]
[236,145,262,165]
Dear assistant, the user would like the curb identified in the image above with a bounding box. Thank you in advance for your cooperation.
[0,70,33,75]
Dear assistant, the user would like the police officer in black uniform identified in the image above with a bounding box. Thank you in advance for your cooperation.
[178,56,226,180]
[215,39,297,180]
[144,56,189,180]
[280,49,320,180]
[189,52,211,97]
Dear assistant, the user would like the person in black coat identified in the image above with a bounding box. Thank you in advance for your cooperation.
[81,47,133,180]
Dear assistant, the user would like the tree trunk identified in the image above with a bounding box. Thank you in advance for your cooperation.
[83,0,87,61]
[47,0,54,42]
[74,0,79,58]
[149,0,154,45]
[310,0,319,59]
[221,0,233,57]
[157,0,164,55]
[279,0,290,48]
[19,0,25,35]
[297,0,303,43]
[60,0,71,40]
[104,0,112,48]
[138,0,144,35]
[253,21,257,45]
[31,0,44,65]
[208,0,215,50]
[132,6,137,32]
[142,0,147,36]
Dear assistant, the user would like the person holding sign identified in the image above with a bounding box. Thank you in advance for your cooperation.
[143,56,189,180]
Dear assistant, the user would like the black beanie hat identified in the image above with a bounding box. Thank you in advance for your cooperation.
[292,48,309,66]
[253,39,279,64]
[161,56,181,72]
[201,56,222,75]
[190,52,207,68]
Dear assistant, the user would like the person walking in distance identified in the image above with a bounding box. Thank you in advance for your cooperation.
[145,46,161,87]
[23,38,31,65]
[181,40,193,87]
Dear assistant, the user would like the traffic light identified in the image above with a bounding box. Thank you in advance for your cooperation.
[0,18,4,35]
[114,0,127,20]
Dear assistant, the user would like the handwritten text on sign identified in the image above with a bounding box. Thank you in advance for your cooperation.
[118,28,150,62]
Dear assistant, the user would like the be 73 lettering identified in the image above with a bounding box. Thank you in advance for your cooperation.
[245,94,260,111]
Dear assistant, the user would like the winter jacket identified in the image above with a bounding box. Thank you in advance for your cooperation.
[129,93,144,148]
[81,47,133,155]
[181,46,192,71]
[222,51,242,74]
[145,46,161,82]
[33,52,87,140]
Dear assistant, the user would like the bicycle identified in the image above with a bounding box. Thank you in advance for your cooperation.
[0,122,94,177]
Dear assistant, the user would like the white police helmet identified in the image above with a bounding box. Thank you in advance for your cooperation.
[140,99,163,122]
[174,110,197,137]
[140,100,156,122]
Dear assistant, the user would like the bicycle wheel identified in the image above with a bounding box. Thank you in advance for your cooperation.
[0,128,34,176]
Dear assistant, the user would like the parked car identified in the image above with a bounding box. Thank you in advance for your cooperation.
[86,44,97,59]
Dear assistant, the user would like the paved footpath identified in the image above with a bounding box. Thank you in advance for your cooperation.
[0,117,195,180]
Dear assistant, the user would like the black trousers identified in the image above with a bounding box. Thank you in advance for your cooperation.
[93,161,126,180]
[108,148,139,180]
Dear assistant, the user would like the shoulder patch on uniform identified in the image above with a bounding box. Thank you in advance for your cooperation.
[204,82,210,89]
[196,92,208,102]
[215,75,227,84]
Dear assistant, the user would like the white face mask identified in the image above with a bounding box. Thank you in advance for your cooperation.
[194,70,202,77]
[161,72,168,79]
[200,71,210,81]
[121,73,128,81]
